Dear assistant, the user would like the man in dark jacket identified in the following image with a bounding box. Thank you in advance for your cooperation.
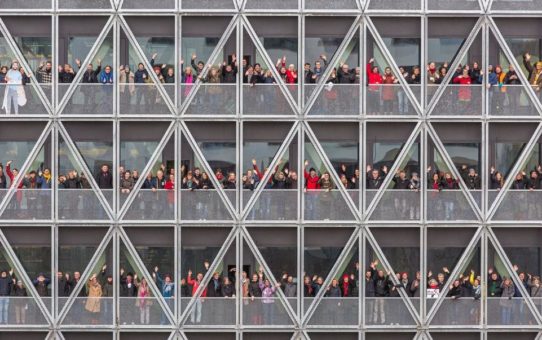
[460,165,481,190]
[95,164,113,189]
[221,55,237,84]
[77,58,101,83]
[371,261,389,324]
[366,166,387,190]
[134,62,150,113]
[207,272,222,297]
[33,273,50,297]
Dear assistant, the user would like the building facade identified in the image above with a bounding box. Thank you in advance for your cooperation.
[0,0,542,339]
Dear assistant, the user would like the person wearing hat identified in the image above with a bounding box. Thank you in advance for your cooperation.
[12,279,27,324]
[524,52,542,98]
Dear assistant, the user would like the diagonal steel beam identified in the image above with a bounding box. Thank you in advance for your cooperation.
[304,122,361,221]
[241,15,299,114]
[364,121,423,221]
[58,121,115,220]
[179,228,237,325]
[488,17,542,117]
[487,227,542,324]
[241,227,299,326]
[302,227,360,326]
[366,16,423,117]
[57,16,115,115]
[118,227,176,324]
[241,122,299,220]
[303,16,362,115]
[179,15,239,115]
[365,227,422,326]
[180,121,238,220]
[57,227,115,324]
[0,227,53,324]
[426,226,483,324]
[427,122,483,220]
[0,122,52,219]
[0,17,53,115]
[487,122,542,220]
[117,15,177,115]
[426,17,484,116]
[117,121,176,219]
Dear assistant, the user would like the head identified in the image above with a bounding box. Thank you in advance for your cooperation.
[11,61,19,70]
[138,63,144,71]
[509,64,515,72]
[304,63,311,71]
[101,164,109,173]
[372,169,380,179]
[252,274,259,282]
[495,65,502,74]
[124,170,131,180]
[384,67,392,75]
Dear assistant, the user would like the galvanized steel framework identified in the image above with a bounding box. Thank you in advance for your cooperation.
[1,0,542,339]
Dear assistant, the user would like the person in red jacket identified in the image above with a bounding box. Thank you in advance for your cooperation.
[382,67,399,114]
[367,58,383,114]
[304,160,321,219]
[453,67,473,113]
[187,270,206,324]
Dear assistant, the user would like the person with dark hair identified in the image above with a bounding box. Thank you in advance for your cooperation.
[0,269,13,324]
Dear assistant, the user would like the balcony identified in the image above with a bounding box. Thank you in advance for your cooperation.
[181,297,236,326]
[491,0,542,11]
[181,0,236,9]
[428,297,481,325]
[58,84,113,115]
[58,0,112,9]
[491,189,542,221]
[119,83,173,115]
[180,189,235,221]
[304,0,358,9]
[366,84,421,116]
[487,297,538,326]
[488,85,538,116]
[242,297,295,326]
[58,297,113,325]
[243,189,297,221]
[427,0,481,10]
[429,84,483,116]
[118,297,173,326]
[367,189,420,221]
[0,189,51,220]
[2,0,51,9]
[243,84,296,115]
[0,297,50,325]
[305,84,360,116]
[364,297,417,326]
[183,84,236,115]
[58,189,113,220]
[0,84,50,115]
[426,189,479,221]
[120,0,176,9]
[121,189,175,221]
[304,189,358,221]
[306,297,358,325]
[367,0,421,10]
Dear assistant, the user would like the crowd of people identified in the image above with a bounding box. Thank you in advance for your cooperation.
[1,256,541,326]
[3,48,541,115]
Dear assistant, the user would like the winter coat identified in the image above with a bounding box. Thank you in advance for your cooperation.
[85,281,102,313]
[452,75,473,101]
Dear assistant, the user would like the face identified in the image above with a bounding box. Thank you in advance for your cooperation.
[138,63,144,71]
[101,165,109,173]
[253,274,259,282]
[12,62,18,70]
[372,170,379,179]
[385,67,391,75]
[74,272,81,280]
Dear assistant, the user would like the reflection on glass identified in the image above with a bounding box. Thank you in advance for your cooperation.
[495,143,539,177]
[68,36,114,69]
[15,37,52,71]
[381,38,421,69]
